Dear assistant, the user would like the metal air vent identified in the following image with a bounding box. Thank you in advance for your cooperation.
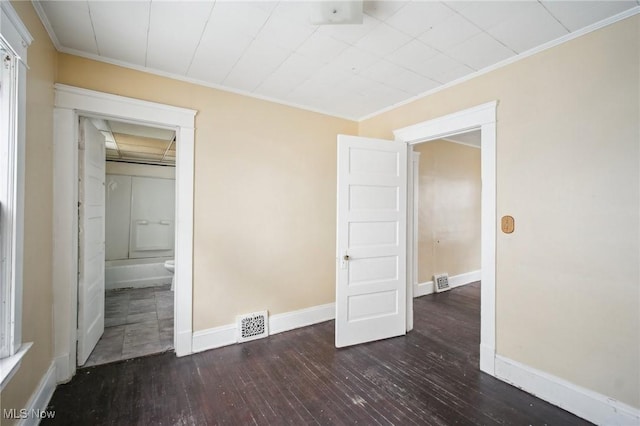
[236,310,269,343]
[434,273,451,293]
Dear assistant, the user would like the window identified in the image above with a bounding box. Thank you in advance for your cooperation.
[0,1,32,390]
[0,36,18,359]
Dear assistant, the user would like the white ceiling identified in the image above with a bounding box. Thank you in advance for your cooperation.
[36,1,638,120]
[443,129,481,147]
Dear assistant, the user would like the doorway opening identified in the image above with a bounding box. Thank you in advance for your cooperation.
[53,84,196,382]
[411,130,482,299]
[78,116,178,367]
[394,101,497,375]
[334,102,496,374]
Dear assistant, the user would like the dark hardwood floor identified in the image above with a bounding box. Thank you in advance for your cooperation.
[44,282,590,425]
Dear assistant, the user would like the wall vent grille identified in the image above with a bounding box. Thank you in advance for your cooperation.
[236,310,269,343]
[434,273,451,293]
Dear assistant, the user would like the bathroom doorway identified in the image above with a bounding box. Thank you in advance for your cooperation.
[78,116,178,367]
[53,85,195,382]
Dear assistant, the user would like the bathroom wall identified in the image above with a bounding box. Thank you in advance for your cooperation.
[414,140,480,284]
[105,161,176,261]
[106,175,175,260]
[127,176,175,259]
[105,161,175,289]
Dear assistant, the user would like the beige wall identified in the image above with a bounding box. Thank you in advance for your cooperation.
[414,140,480,284]
[0,1,57,420]
[57,54,357,331]
[360,16,640,408]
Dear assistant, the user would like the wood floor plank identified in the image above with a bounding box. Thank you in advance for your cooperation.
[44,282,592,425]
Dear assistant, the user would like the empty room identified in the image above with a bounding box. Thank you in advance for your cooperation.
[0,1,638,425]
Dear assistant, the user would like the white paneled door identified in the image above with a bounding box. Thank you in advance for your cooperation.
[77,118,106,366]
[336,135,407,348]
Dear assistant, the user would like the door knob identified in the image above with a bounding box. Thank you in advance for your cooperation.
[343,254,350,261]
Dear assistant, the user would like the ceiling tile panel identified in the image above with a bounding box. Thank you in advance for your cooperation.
[385,1,455,37]
[223,39,292,92]
[146,1,214,75]
[287,83,341,113]
[255,53,325,98]
[320,94,375,118]
[361,60,439,94]
[271,2,316,24]
[361,83,410,105]
[435,64,475,85]
[316,13,380,44]
[250,1,279,15]
[419,13,482,51]
[108,122,175,140]
[455,1,534,30]
[363,1,409,21]
[541,1,637,31]
[354,22,412,56]
[487,2,568,53]
[254,13,317,50]
[392,70,440,95]
[39,1,98,54]
[442,1,473,12]
[206,1,271,39]
[360,59,405,83]
[415,53,467,83]
[386,40,439,75]
[295,32,351,64]
[88,1,150,66]
[447,32,515,70]
[298,63,355,89]
[335,74,376,94]
[187,25,254,83]
[253,80,295,100]
[331,46,380,74]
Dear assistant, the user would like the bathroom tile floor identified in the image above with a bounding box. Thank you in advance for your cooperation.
[84,284,174,367]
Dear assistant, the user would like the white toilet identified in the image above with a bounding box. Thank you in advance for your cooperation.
[164,259,175,291]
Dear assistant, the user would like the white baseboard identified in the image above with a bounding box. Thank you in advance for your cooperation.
[16,361,57,426]
[414,269,481,297]
[479,343,495,376]
[192,303,336,354]
[270,303,335,335]
[192,324,236,353]
[495,355,640,426]
[415,281,434,297]
[53,354,71,383]
[175,330,193,357]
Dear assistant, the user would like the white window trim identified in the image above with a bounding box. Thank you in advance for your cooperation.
[0,0,32,390]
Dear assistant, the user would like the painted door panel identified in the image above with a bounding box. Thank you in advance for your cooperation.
[77,118,106,366]
[335,135,407,348]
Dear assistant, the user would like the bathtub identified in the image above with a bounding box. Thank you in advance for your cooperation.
[105,257,173,290]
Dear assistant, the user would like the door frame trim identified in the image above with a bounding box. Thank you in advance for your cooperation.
[393,101,497,375]
[52,84,196,382]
